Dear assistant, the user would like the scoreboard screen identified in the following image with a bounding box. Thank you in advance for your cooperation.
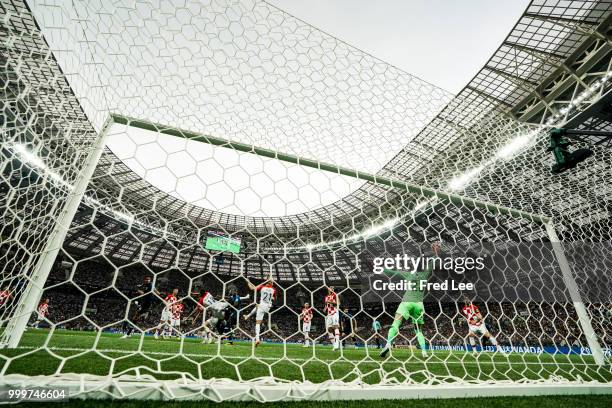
[204,231,241,254]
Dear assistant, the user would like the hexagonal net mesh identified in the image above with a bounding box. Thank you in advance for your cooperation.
[0,0,611,402]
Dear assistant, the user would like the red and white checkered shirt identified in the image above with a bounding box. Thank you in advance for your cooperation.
[164,293,177,312]
[198,292,215,309]
[462,304,482,326]
[301,307,313,323]
[324,293,337,316]
[172,303,184,320]
[38,302,49,317]
[0,290,10,306]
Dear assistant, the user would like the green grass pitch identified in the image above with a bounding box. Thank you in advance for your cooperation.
[1,329,610,406]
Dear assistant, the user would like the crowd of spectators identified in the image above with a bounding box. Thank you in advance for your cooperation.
[0,255,602,350]
[38,285,611,350]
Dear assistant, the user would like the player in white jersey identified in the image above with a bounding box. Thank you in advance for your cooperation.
[244,277,276,347]
[300,303,313,347]
[461,297,502,354]
[199,290,249,343]
[198,291,227,343]
[155,288,178,339]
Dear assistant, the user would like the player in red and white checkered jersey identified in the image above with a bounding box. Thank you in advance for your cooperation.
[199,291,215,307]
[323,286,340,351]
[31,298,49,328]
[0,288,12,308]
[462,297,502,354]
[171,302,184,335]
[184,291,213,325]
[155,288,179,339]
[300,303,313,347]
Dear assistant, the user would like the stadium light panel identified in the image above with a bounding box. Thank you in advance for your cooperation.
[448,166,484,191]
[495,130,539,160]
[10,144,177,239]
[12,144,46,169]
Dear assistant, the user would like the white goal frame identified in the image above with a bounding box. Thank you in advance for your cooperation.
[0,114,608,401]
[0,374,611,402]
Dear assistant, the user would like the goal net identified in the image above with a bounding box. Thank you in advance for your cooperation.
[0,0,610,402]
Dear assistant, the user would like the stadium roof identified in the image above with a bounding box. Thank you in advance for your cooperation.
[2,0,611,278]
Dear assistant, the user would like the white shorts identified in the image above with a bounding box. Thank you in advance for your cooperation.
[206,316,219,327]
[212,301,229,315]
[469,324,489,336]
[171,318,180,327]
[302,322,311,332]
[206,301,229,327]
[36,313,45,321]
[256,303,271,321]
[160,309,172,322]
[325,312,339,328]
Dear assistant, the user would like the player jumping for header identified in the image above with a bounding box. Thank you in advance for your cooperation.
[199,289,249,343]
[380,242,440,358]
[243,274,276,347]
[184,289,207,327]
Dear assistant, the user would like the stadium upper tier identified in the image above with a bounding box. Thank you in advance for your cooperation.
[2,0,611,247]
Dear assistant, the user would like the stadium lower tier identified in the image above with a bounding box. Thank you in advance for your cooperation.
[15,287,611,352]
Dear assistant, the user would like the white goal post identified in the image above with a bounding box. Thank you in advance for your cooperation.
[1,117,115,349]
[0,115,609,401]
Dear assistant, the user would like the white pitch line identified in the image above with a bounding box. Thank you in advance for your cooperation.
[19,330,597,367]
[11,345,587,367]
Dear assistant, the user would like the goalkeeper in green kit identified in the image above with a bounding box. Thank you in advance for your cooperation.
[379,241,440,358]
